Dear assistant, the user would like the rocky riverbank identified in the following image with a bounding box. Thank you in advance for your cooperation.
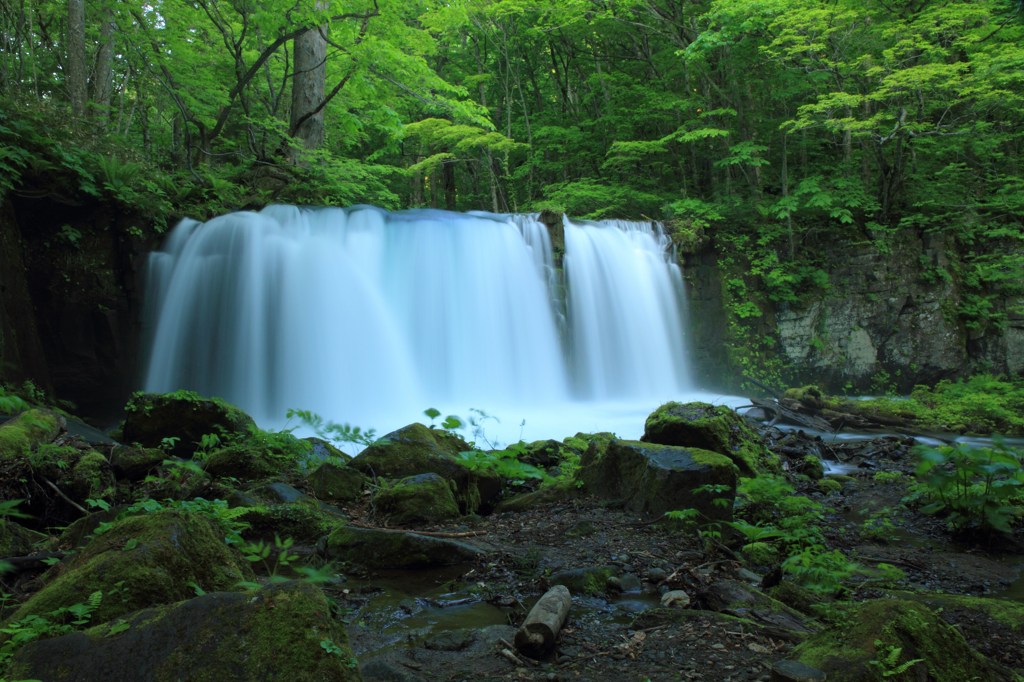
[1,392,1022,681]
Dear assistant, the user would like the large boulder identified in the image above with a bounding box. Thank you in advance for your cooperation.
[793,598,1000,681]
[581,439,737,521]
[6,583,361,682]
[120,391,256,457]
[642,402,777,474]
[309,461,368,504]
[350,423,501,513]
[372,473,461,526]
[4,509,252,626]
[323,526,484,569]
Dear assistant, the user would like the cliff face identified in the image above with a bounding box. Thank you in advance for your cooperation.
[684,231,1024,392]
[0,192,150,421]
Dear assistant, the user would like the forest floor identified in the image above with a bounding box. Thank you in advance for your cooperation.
[333,428,1024,682]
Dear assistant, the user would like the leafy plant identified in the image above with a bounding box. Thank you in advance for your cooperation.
[868,640,925,678]
[285,409,376,454]
[910,441,1024,534]
[0,591,103,667]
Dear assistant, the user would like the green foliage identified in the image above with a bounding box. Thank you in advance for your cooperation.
[457,444,547,486]
[869,640,926,678]
[911,441,1024,534]
[0,590,103,668]
[854,374,1024,435]
[285,409,377,455]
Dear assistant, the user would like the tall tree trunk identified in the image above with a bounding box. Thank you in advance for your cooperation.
[290,14,327,161]
[66,0,87,116]
[90,6,116,124]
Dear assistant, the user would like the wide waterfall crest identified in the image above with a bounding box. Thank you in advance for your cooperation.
[142,205,694,438]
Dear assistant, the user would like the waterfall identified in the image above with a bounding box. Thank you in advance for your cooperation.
[142,205,701,441]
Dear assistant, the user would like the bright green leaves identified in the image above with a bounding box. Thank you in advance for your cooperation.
[912,441,1024,534]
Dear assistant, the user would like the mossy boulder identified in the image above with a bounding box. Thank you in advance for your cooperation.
[373,473,460,526]
[0,518,45,556]
[698,579,815,640]
[309,461,368,503]
[641,402,777,475]
[793,598,1000,681]
[5,509,253,626]
[323,526,484,569]
[350,423,501,514]
[240,502,345,544]
[0,408,63,462]
[7,583,360,682]
[581,439,738,521]
[547,566,617,596]
[121,391,256,457]
[205,443,286,480]
[109,444,167,480]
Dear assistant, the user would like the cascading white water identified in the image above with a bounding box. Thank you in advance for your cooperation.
[142,205,716,442]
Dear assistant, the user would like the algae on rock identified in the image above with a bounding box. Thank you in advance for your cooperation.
[4,509,253,626]
[793,598,1001,681]
[642,401,777,474]
[7,583,360,682]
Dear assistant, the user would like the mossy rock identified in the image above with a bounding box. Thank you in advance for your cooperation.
[581,439,738,521]
[793,598,1000,681]
[240,502,345,545]
[547,566,617,596]
[0,408,63,462]
[350,423,500,514]
[121,391,256,457]
[205,443,287,480]
[372,473,460,526]
[699,579,816,640]
[0,518,46,556]
[323,525,484,569]
[4,509,253,626]
[67,449,115,501]
[641,402,777,475]
[574,431,617,468]
[109,445,167,480]
[7,583,360,682]
[494,480,581,513]
[309,461,368,504]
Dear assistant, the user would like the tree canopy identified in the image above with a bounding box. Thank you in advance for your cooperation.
[1,0,1021,336]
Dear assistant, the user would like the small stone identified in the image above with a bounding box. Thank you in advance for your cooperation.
[647,567,668,583]
[660,590,691,608]
[770,659,827,682]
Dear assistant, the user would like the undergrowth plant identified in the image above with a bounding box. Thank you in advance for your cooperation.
[0,590,102,668]
[909,441,1024,534]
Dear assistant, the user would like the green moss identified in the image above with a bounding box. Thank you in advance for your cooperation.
[373,473,460,526]
[350,422,500,514]
[0,408,61,462]
[240,503,344,544]
[794,599,998,681]
[5,509,252,626]
[817,478,843,494]
[642,402,778,474]
[548,566,616,596]
[308,462,368,503]
[0,518,46,556]
[741,541,779,566]
[7,584,359,681]
[69,450,114,500]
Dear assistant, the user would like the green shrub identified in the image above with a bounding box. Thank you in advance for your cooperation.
[910,441,1024,534]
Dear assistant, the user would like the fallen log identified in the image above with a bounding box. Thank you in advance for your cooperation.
[514,585,572,658]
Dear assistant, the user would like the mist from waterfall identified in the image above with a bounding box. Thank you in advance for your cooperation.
[142,205,722,443]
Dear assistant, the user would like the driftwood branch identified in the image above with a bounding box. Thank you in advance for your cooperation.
[514,585,572,658]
